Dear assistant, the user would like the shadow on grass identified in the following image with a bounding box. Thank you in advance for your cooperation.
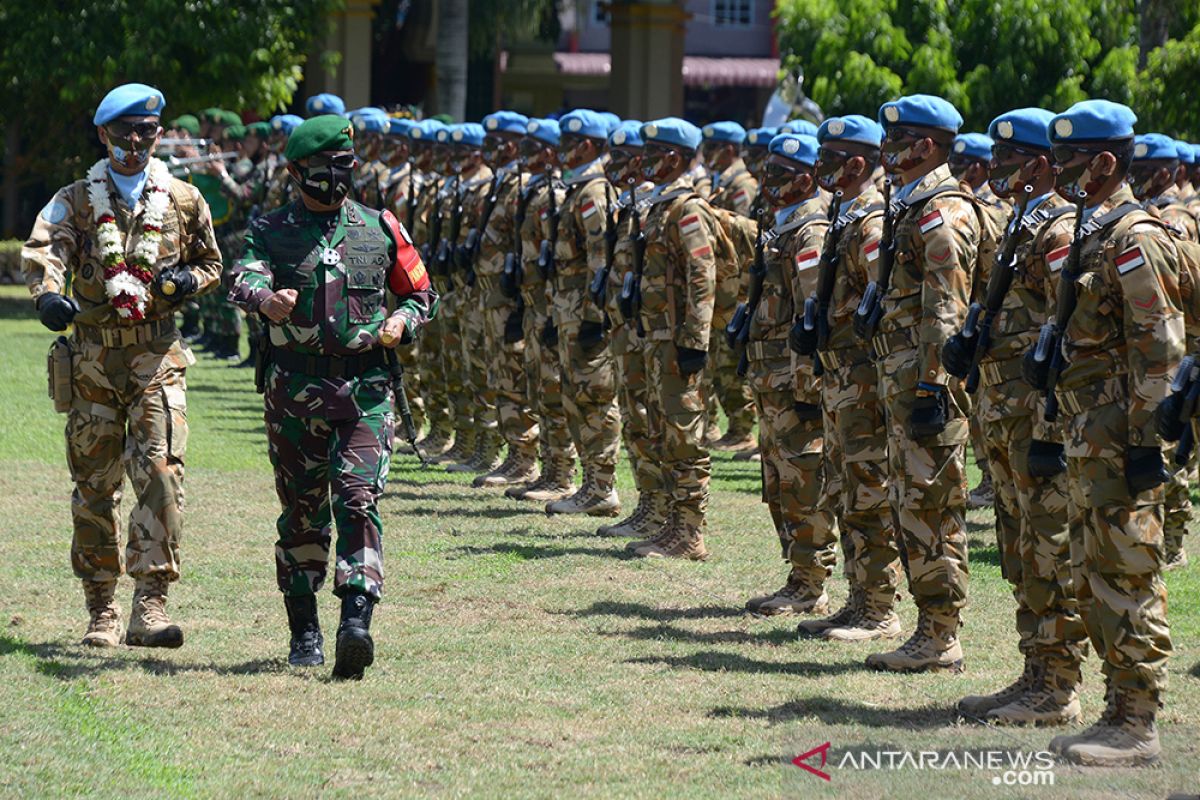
[712,698,952,729]
[965,538,1001,568]
[406,506,546,521]
[444,541,626,561]
[561,600,746,621]
[628,650,864,677]
[608,622,796,647]
[383,487,497,504]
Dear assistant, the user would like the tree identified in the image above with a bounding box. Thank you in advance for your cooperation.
[435,0,470,120]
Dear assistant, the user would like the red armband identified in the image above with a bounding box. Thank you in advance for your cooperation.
[382,209,431,294]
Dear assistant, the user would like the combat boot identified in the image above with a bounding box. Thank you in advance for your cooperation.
[1163,543,1188,571]
[732,446,761,462]
[633,522,709,560]
[283,594,324,667]
[521,458,577,503]
[797,588,863,636]
[1062,687,1162,767]
[125,575,184,648]
[955,656,1039,720]
[417,428,455,459]
[545,469,619,516]
[966,472,995,510]
[987,656,1082,727]
[474,446,537,488]
[332,591,376,681]
[864,608,963,673]
[626,512,674,552]
[432,428,474,465]
[1049,679,1116,755]
[745,567,828,616]
[712,429,756,452]
[598,492,665,537]
[81,580,123,648]
[445,433,490,473]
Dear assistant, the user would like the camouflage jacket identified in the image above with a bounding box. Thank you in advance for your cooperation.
[823,185,886,358]
[604,183,653,334]
[708,160,757,218]
[23,168,221,327]
[476,165,524,309]
[552,159,612,333]
[638,175,719,351]
[409,172,443,252]
[353,160,390,209]
[523,173,566,323]
[382,163,412,218]
[439,168,493,292]
[1145,186,1199,243]
[1046,184,1185,454]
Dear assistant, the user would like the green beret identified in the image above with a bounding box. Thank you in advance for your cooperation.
[285,114,356,161]
[219,110,243,128]
[245,121,271,139]
[201,107,224,123]
[224,124,247,142]
[170,114,201,137]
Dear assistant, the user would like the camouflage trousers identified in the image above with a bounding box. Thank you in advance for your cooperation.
[524,306,575,466]
[66,334,191,584]
[612,325,663,497]
[822,357,901,613]
[484,299,537,454]
[982,411,1084,664]
[439,290,472,435]
[643,340,711,529]
[1164,440,1193,555]
[1066,453,1171,693]
[880,369,970,615]
[460,285,498,436]
[266,410,394,599]
[704,332,756,437]
[754,386,836,588]
[557,328,621,491]
[418,311,452,438]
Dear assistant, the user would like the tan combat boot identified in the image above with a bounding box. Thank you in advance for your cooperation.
[125,575,184,648]
[81,580,123,648]
[447,431,502,474]
[522,459,577,503]
[864,608,963,673]
[797,588,863,636]
[955,656,1040,721]
[432,428,475,465]
[1163,534,1188,571]
[417,428,455,458]
[986,656,1082,726]
[474,446,538,488]
[633,522,709,561]
[1062,687,1162,767]
[598,492,666,537]
[712,429,756,452]
[732,446,761,462]
[546,468,620,516]
[745,567,829,616]
[966,471,995,510]
[1049,680,1116,755]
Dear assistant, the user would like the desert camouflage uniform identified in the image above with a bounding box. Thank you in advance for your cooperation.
[410,172,452,445]
[353,159,390,209]
[22,169,221,584]
[384,163,425,434]
[230,199,437,598]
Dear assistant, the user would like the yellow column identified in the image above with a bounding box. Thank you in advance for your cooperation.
[608,1,689,119]
[309,0,380,108]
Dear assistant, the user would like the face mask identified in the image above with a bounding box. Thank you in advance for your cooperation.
[816,153,853,193]
[987,160,1024,197]
[642,151,677,185]
[881,139,918,174]
[1054,158,1095,203]
[293,158,354,206]
[1126,166,1164,201]
[106,138,153,171]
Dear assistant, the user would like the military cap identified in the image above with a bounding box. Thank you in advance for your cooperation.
[1049,100,1136,143]
[1133,133,1180,162]
[1193,144,1200,165]
[409,119,445,142]
[450,123,486,147]
[768,133,819,167]
[387,118,417,138]
[93,83,166,125]
[1175,140,1195,165]
[201,108,224,123]
[701,121,747,145]
[987,108,1054,150]
[525,118,561,147]
[598,112,622,134]
[435,127,451,144]
[170,114,201,137]
[559,109,610,140]
[224,124,247,142]
[353,113,388,134]
[218,110,242,128]
[952,133,994,161]
[271,114,303,135]
[305,93,346,118]
[878,94,963,133]
[745,127,779,147]
[817,115,883,147]
[609,120,644,148]
[641,118,702,151]
[483,111,530,136]
[245,121,272,139]
[780,119,819,137]
[285,114,356,161]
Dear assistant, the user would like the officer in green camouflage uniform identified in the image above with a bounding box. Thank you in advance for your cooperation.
[230,115,438,679]
[23,83,221,649]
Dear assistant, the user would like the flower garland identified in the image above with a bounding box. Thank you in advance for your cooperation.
[85,158,170,320]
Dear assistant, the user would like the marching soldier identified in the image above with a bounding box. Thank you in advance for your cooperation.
[742,127,778,185]
[229,115,438,678]
[349,111,391,209]
[23,83,221,648]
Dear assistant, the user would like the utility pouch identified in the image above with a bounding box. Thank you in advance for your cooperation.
[48,335,73,413]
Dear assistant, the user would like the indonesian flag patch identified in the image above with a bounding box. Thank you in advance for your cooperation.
[1047,245,1070,273]
[679,214,702,236]
[865,240,881,262]
[581,200,597,219]
[918,210,944,234]
[691,245,713,259]
[732,189,748,204]
[540,208,549,221]
[1116,246,1146,275]
[794,249,820,271]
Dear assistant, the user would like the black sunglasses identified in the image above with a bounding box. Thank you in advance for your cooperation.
[106,120,160,139]
[307,153,356,169]
[1051,143,1123,165]
[991,142,1047,162]
[883,126,927,143]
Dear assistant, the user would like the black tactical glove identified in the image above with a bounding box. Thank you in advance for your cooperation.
[154,267,198,301]
[1126,446,1169,495]
[1022,345,1051,391]
[540,318,558,348]
[792,401,822,421]
[907,382,949,439]
[941,331,977,380]
[578,320,606,351]
[36,292,80,331]
[1155,392,1188,443]
[1026,439,1067,478]
[503,308,525,344]
[789,318,817,356]
[676,345,708,376]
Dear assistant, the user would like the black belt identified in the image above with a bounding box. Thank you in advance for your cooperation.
[270,347,387,379]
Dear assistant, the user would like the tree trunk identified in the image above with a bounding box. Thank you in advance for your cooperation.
[435,0,469,120]
[2,127,17,239]
[1138,0,1173,69]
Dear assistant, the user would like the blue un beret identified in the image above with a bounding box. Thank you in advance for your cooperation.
[609,120,644,148]
[559,109,610,140]
[598,112,622,135]
[1174,140,1195,165]
[386,118,417,138]
[409,119,446,143]
[352,113,388,135]
[526,118,561,147]
[1133,133,1180,162]
[642,117,702,151]
[879,94,963,134]
[987,108,1055,150]
[271,114,304,135]
[952,133,994,161]
[484,111,530,136]
[701,122,747,145]
[93,83,166,126]
[818,115,883,148]
[781,119,819,137]
[1193,145,1200,165]
[768,133,820,167]
[305,94,346,118]
[745,127,779,147]
[450,123,486,147]
[1050,100,1137,143]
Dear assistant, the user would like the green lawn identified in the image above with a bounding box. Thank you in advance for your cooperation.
[0,284,1197,799]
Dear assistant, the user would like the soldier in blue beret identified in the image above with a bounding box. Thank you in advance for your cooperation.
[305,93,346,118]
[1129,134,1198,240]
[780,118,819,137]
[742,126,779,186]
[1188,145,1200,215]
[1038,98,1181,767]
[949,133,999,204]
[350,112,391,208]
[700,122,755,216]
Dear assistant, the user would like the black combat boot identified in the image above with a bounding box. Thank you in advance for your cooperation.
[284,594,324,667]
[332,591,375,680]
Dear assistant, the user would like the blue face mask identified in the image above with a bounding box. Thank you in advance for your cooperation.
[108,166,148,207]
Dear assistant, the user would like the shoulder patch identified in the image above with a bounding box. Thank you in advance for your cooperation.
[679,214,702,236]
[581,199,597,219]
[794,249,820,270]
[864,240,881,262]
[690,245,713,259]
[39,198,68,225]
[1047,245,1070,273]
[918,210,944,234]
[1115,246,1145,275]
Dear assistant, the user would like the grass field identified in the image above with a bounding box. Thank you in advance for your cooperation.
[0,284,1197,799]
